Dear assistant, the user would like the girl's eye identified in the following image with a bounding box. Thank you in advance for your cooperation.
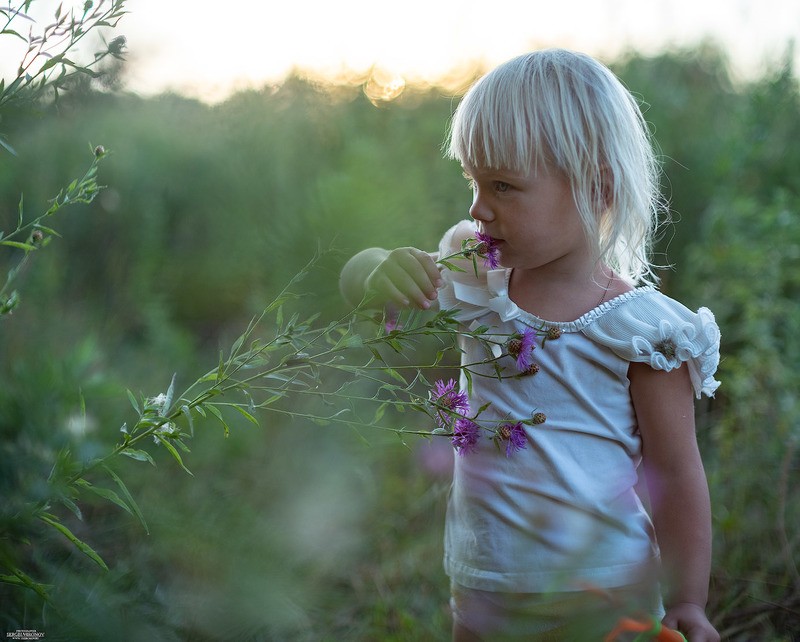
[494,181,510,193]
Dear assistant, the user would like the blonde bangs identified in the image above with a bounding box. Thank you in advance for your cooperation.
[446,63,551,174]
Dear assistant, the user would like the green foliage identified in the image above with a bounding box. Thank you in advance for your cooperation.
[1,33,799,639]
[0,229,519,638]
[675,59,800,637]
[686,191,800,638]
[0,145,106,317]
[0,0,127,153]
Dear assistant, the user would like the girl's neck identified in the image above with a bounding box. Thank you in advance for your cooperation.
[507,264,630,323]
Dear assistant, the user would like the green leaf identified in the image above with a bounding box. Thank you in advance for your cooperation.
[373,402,388,423]
[38,514,108,571]
[173,437,191,453]
[102,465,149,534]
[474,402,492,416]
[119,448,155,465]
[181,404,194,436]
[0,136,18,157]
[386,338,404,353]
[163,373,177,410]
[155,435,193,476]
[0,574,28,587]
[438,259,465,273]
[232,405,259,426]
[337,334,363,349]
[216,349,225,382]
[34,223,61,237]
[59,494,83,521]
[229,333,245,357]
[76,479,132,515]
[39,56,62,74]
[0,567,51,601]
[1,240,35,251]
[203,403,230,436]
[264,292,299,314]
[383,368,407,384]
[258,394,284,408]
[126,389,140,414]
[0,29,27,42]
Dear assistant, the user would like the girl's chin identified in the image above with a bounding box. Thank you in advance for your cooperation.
[495,242,513,264]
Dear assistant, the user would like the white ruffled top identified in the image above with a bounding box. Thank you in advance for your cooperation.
[437,220,721,398]
[436,220,722,593]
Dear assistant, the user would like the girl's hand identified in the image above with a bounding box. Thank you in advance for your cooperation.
[663,603,720,642]
[365,247,442,309]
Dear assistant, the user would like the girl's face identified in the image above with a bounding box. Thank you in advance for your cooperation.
[463,161,591,276]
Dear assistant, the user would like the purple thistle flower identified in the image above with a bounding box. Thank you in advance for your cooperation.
[452,417,481,456]
[506,327,536,372]
[430,378,470,428]
[498,422,527,457]
[474,231,500,269]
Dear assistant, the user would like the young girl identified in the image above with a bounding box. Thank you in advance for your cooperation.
[340,49,721,641]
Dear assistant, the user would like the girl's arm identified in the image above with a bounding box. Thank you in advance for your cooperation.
[339,246,441,309]
[628,362,720,642]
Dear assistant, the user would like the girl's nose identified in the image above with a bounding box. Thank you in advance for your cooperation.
[469,190,494,223]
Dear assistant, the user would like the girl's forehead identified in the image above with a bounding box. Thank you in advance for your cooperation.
[461,161,555,180]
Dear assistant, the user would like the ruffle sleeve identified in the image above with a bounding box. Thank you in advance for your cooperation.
[583,291,721,398]
[436,220,518,323]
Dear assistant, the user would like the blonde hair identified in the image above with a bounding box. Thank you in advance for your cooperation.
[446,49,665,285]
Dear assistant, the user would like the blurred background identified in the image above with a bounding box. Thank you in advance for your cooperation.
[1,1,799,639]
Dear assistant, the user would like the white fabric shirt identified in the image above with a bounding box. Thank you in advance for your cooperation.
[437,221,721,593]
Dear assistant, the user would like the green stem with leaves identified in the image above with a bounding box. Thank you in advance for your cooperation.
[0,146,106,316]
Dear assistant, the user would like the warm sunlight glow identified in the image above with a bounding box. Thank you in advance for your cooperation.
[363,70,407,105]
[2,0,798,103]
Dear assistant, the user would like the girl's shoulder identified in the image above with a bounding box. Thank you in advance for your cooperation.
[438,219,479,257]
[583,289,721,398]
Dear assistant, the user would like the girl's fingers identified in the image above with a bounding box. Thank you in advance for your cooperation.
[417,250,445,290]
[371,264,428,309]
[397,249,441,299]
[368,247,441,309]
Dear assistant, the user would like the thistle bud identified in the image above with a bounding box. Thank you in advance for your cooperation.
[506,338,522,358]
[31,230,44,244]
[546,326,562,341]
[521,363,540,377]
[654,339,677,359]
[532,412,547,425]
[473,241,488,256]
[94,145,105,157]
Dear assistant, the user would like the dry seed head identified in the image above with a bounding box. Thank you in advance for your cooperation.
[547,326,562,340]
[521,363,540,376]
[654,339,677,359]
